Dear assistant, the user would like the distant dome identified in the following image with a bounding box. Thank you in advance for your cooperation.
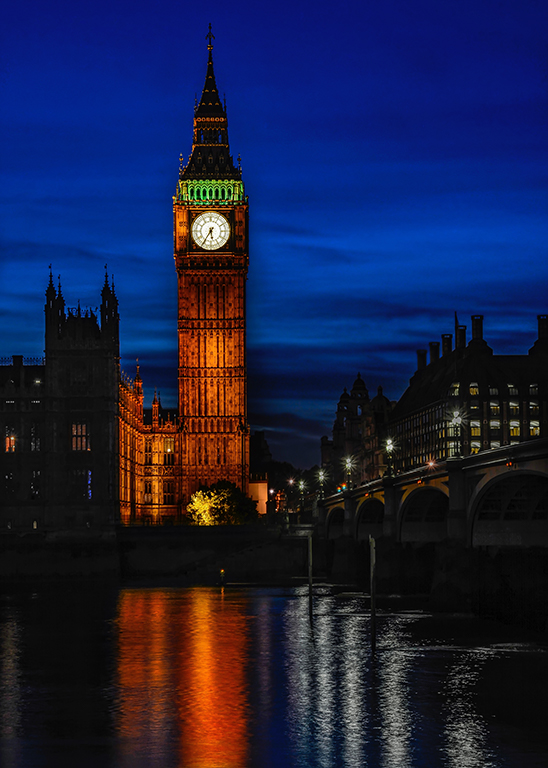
[370,385,391,411]
[339,387,350,402]
[351,372,369,398]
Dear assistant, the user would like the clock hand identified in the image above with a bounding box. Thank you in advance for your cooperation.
[207,227,214,239]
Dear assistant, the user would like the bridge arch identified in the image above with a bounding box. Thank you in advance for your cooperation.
[471,471,548,547]
[399,487,449,543]
[355,498,384,541]
[326,506,345,539]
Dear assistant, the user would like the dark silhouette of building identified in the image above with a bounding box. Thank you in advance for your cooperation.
[322,314,548,482]
[1,271,119,530]
[321,373,395,487]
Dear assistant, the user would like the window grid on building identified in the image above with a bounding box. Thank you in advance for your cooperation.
[71,423,90,451]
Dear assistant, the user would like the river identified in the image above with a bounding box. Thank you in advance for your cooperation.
[1,584,547,767]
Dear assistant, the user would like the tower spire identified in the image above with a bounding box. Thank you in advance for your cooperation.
[195,25,224,119]
[46,265,56,301]
[206,22,214,59]
[179,26,241,181]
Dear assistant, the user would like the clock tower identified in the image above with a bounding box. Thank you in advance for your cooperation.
[174,27,249,502]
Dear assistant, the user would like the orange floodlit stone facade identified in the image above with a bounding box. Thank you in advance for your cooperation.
[118,30,249,523]
[118,371,181,524]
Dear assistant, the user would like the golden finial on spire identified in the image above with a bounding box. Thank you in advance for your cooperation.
[206,23,214,53]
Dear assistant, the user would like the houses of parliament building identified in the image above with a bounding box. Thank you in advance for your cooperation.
[0,32,252,529]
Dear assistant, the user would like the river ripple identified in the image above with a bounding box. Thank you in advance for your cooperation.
[0,585,547,767]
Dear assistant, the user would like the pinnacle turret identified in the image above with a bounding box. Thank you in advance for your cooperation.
[46,265,56,300]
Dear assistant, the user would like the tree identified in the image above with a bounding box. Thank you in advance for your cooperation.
[186,480,258,526]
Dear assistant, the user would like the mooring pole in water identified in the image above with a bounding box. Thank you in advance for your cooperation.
[308,533,313,623]
[369,534,376,654]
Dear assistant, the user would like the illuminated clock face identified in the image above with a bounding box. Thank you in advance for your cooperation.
[191,212,230,250]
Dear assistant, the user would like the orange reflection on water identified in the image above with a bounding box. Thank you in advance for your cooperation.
[116,588,250,767]
[116,590,174,762]
[179,589,249,767]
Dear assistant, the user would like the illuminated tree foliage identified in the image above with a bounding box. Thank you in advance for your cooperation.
[187,480,258,526]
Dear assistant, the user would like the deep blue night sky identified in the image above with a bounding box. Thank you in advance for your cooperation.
[1,0,547,466]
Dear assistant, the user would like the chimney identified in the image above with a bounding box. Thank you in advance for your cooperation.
[456,325,467,349]
[471,315,484,340]
[417,349,427,370]
[530,314,548,354]
[442,334,452,356]
[429,341,440,363]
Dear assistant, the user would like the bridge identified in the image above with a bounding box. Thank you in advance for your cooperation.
[319,438,548,548]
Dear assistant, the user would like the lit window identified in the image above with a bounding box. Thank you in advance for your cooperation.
[470,441,481,454]
[447,441,459,457]
[508,384,518,396]
[470,420,481,437]
[164,437,175,466]
[529,400,539,417]
[71,423,90,451]
[530,420,540,437]
[529,383,538,396]
[489,420,500,431]
[490,440,500,449]
[509,420,520,437]
[470,400,479,412]
[509,401,519,417]
[4,428,16,453]
[469,382,479,396]
[489,386,499,396]
[449,383,460,397]
[490,401,500,416]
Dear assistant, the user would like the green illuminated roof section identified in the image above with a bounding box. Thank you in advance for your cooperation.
[176,179,246,204]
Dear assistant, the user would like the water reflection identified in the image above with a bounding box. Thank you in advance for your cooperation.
[0,604,22,768]
[0,586,547,767]
[378,615,417,768]
[181,589,249,767]
[444,649,498,768]
[339,614,367,767]
[116,588,249,767]
[284,596,423,768]
[116,591,175,764]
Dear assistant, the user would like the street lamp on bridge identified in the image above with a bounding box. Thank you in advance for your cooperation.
[318,469,326,499]
[343,455,355,490]
[385,438,395,477]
